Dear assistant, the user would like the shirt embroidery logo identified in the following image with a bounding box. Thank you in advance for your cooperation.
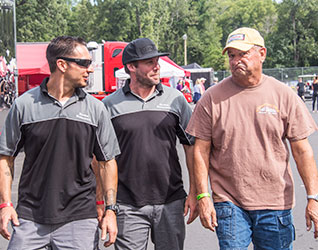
[256,104,279,115]
[156,103,171,109]
[76,112,92,122]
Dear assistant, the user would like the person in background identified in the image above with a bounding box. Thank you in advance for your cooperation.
[186,27,318,249]
[177,79,187,92]
[312,76,318,112]
[0,36,120,249]
[200,77,206,93]
[297,77,305,101]
[193,78,203,104]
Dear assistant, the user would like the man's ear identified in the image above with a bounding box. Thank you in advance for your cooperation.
[127,63,136,73]
[260,47,267,63]
[56,59,67,73]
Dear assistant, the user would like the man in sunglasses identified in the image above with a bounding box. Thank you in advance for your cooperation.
[0,36,120,249]
[100,38,198,250]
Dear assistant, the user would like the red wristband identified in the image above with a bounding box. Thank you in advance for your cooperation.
[96,201,104,205]
[0,202,13,209]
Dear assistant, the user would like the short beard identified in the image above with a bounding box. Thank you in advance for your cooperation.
[135,71,159,88]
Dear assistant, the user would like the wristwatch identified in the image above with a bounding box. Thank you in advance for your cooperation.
[105,204,120,215]
[307,194,318,201]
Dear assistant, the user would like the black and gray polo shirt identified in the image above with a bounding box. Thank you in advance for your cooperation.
[103,80,194,207]
[0,78,120,224]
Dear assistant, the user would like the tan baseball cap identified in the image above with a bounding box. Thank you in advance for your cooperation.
[222,27,264,55]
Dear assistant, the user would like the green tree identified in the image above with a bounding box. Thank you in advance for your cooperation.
[93,0,136,42]
[191,0,225,70]
[216,0,277,46]
[67,0,96,42]
[267,0,318,67]
[16,0,71,42]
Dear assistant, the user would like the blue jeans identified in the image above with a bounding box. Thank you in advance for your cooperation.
[214,202,295,250]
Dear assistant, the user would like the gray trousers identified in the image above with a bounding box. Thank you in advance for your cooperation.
[115,198,186,250]
[7,218,99,250]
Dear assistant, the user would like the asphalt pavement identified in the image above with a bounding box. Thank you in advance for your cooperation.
[0,100,318,249]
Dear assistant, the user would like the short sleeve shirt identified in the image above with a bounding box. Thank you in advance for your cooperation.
[0,78,120,224]
[186,75,317,210]
[103,81,194,206]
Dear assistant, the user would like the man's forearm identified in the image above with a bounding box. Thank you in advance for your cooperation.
[194,139,211,194]
[91,157,104,202]
[183,145,195,193]
[99,159,118,205]
[290,138,318,195]
[0,155,14,203]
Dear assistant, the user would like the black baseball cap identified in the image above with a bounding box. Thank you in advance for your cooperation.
[122,38,169,65]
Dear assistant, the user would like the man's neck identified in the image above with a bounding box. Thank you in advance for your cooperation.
[233,73,263,88]
[129,81,157,100]
[46,74,75,101]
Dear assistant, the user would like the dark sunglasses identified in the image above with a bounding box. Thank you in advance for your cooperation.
[57,56,92,68]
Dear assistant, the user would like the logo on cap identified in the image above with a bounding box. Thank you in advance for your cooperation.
[227,34,245,44]
[141,45,156,54]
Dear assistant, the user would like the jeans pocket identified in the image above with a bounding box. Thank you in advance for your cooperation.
[278,213,295,248]
[215,204,235,240]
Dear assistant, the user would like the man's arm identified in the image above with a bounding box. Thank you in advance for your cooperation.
[290,138,318,238]
[194,138,218,232]
[91,157,105,226]
[183,144,198,224]
[99,159,118,247]
[0,155,19,240]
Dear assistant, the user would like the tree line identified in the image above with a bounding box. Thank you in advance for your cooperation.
[16,0,318,71]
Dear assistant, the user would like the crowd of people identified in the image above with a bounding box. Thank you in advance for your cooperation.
[0,27,317,250]
[297,76,318,112]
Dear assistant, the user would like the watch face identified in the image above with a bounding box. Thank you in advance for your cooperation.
[106,204,120,214]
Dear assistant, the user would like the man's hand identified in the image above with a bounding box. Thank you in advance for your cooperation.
[97,204,105,228]
[306,199,318,238]
[197,197,218,232]
[184,192,199,224]
[0,206,19,240]
[100,210,117,247]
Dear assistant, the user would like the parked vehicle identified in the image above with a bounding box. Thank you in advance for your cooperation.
[17,42,192,102]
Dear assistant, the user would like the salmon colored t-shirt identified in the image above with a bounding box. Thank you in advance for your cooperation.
[186,75,317,210]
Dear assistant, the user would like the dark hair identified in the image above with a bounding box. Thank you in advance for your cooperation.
[124,61,138,74]
[46,36,87,73]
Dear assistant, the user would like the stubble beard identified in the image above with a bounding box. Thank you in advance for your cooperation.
[136,71,159,88]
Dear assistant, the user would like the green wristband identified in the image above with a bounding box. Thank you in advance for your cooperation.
[196,192,211,201]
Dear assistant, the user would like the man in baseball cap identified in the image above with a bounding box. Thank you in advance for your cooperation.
[186,26,318,249]
[122,37,169,65]
[222,27,265,55]
[101,38,197,249]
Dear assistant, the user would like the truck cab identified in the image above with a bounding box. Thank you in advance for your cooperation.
[87,41,128,99]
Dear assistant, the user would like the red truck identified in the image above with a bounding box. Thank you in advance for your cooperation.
[17,42,192,102]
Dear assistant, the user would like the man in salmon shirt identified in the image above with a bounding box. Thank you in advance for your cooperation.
[186,27,318,249]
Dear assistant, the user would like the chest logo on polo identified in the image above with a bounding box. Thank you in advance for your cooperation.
[156,103,171,110]
[76,112,92,122]
[256,103,279,115]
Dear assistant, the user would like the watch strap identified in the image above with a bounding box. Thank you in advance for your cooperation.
[307,194,318,201]
[105,204,120,214]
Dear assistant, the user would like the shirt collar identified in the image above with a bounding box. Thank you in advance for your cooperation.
[40,77,87,99]
[122,79,163,95]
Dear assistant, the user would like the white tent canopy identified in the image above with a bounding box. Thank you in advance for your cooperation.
[115,58,185,79]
